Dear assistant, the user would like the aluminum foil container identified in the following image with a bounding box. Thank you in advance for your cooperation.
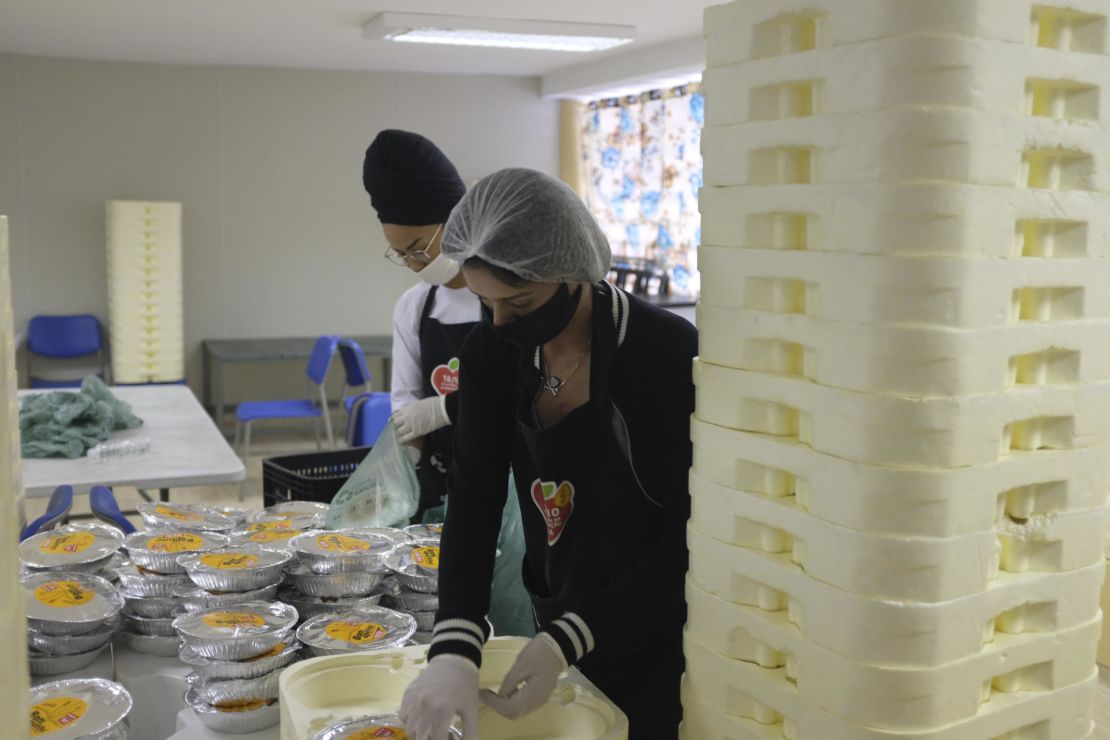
[20,526,123,574]
[28,678,132,738]
[214,506,251,526]
[116,629,181,657]
[313,713,462,740]
[383,540,439,594]
[138,502,237,533]
[121,608,177,637]
[230,529,304,551]
[173,583,280,613]
[403,523,444,541]
[351,527,411,547]
[179,640,300,681]
[28,616,119,655]
[173,601,298,661]
[244,510,323,533]
[284,563,383,598]
[120,591,178,619]
[122,530,229,574]
[381,588,439,613]
[187,669,281,706]
[27,644,109,676]
[405,609,436,633]
[178,546,292,592]
[23,572,123,636]
[295,607,416,657]
[183,687,280,734]
[267,501,330,517]
[276,585,384,623]
[114,564,191,598]
[290,530,393,575]
[377,575,402,598]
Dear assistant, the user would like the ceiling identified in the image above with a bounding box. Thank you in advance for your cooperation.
[0,1,715,80]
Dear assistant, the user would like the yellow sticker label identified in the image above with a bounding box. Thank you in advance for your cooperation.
[246,521,293,532]
[325,621,388,645]
[199,553,259,570]
[247,530,300,543]
[201,612,266,630]
[315,533,370,553]
[29,696,88,735]
[34,580,95,608]
[146,532,203,553]
[213,699,268,712]
[242,642,286,661]
[38,532,95,555]
[349,726,407,739]
[155,505,203,522]
[411,546,440,570]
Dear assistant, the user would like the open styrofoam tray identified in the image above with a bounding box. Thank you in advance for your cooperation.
[685,583,1101,729]
[687,526,1104,667]
[698,303,1110,398]
[279,637,627,740]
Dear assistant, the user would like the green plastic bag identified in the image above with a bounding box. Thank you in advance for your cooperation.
[325,422,420,529]
[19,375,143,458]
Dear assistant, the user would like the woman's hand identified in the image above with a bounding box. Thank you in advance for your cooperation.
[399,655,479,739]
[479,633,567,719]
[392,395,451,443]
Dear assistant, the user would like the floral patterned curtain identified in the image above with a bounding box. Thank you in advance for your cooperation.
[581,84,704,296]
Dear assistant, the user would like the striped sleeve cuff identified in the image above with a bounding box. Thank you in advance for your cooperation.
[427,617,491,667]
[541,612,596,666]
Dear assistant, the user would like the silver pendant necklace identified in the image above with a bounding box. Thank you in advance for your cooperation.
[541,342,591,397]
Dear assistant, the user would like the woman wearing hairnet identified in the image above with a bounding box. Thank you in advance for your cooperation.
[400,169,696,739]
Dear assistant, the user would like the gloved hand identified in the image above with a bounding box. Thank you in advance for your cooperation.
[392,395,450,443]
[400,654,479,739]
[479,632,567,719]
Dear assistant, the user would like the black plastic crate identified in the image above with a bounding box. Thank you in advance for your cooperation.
[261,447,372,506]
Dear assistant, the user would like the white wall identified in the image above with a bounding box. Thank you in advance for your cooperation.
[0,53,558,402]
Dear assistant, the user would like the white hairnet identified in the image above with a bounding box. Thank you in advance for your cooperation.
[442,168,611,283]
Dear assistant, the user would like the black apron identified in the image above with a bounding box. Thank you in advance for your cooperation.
[415,286,478,521]
[512,393,685,739]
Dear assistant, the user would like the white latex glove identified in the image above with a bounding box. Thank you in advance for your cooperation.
[479,633,567,720]
[400,654,479,739]
[392,395,451,444]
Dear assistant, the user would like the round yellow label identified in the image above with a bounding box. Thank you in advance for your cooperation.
[201,612,266,630]
[325,621,388,645]
[155,505,203,522]
[411,546,440,570]
[349,727,407,739]
[247,530,300,543]
[246,521,293,532]
[34,580,94,608]
[147,533,203,553]
[199,553,259,570]
[315,533,370,553]
[38,532,96,555]
[29,696,88,735]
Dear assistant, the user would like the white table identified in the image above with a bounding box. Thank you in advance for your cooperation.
[19,385,244,500]
[171,707,280,740]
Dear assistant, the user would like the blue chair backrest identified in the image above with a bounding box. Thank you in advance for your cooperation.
[338,340,372,388]
[28,315,102,358]
[20,485,74,541]
[349,393,392,447]
[306,335,340,385]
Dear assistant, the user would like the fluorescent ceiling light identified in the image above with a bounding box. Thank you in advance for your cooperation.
[363,12,635,53]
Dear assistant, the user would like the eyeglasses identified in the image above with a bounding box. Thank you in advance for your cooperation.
[384,224,442,267]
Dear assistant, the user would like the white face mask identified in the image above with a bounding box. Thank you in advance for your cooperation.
[416,250,461,285]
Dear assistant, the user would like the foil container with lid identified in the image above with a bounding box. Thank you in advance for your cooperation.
[28,678,132,739]
[314,713,462,740]
[113,564,191,598]
[352,527,411,547]
[284,563,383,598]
[138,502,237,533]
[230,529,304,551]
[403,523,444,541]
[20,526,122,574]
[173,600,298,661]
[383,539,440,594]
[186,669,281,706]
[27,644,110,677]
[214,506,251,526]
[244,510,323,532]
[121,608,178,637]
[290,529,393,574]
[403,609,436,633]
[179,639,301,681]
[173,583,280,613]
[183,687,280,734]
[381,588,438,613]
[116,629,180,657]
[178,546,292,592]
[267,501,330,517]
[276,585,384,622]
[120,591,177,619]
[23,572,123,636]
[122,530,229,574]
[28,616,119,655]
[295,607,416,657]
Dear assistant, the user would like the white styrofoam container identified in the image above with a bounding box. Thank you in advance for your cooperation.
[697,302,1110,397]
[694,359,1110,468]
[687,526,1105,666]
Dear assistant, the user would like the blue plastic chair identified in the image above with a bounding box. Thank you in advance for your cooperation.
[27,315,106,388]
[347,392,392,447]
[20,485,74,541]
[90,486,136,534]
[234,335,340,461]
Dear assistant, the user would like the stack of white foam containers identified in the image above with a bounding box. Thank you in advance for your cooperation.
[685,1,1110,737]
[106,200,184,384]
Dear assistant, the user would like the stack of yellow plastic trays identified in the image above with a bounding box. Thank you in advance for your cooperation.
[106,200,184,383]
[686,1,1110,737]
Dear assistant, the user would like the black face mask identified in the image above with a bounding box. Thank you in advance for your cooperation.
[487,283,582,351]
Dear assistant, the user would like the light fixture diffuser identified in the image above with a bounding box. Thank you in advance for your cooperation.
[363,12,635,53]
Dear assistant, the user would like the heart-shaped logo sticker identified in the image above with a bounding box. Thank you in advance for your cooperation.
[430,357,461,396]
[530,479,575,546]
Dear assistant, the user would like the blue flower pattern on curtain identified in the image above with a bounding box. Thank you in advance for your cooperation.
[582,86,704,296]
